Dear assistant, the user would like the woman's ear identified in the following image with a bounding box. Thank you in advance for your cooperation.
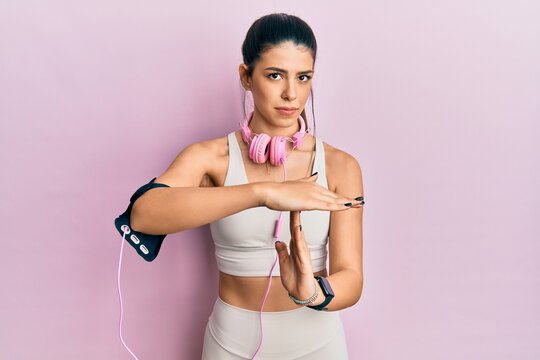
[238,64,251,90]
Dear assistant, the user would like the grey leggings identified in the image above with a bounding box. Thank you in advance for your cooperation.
[201,296,349,359]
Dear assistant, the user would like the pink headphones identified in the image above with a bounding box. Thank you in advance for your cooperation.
[239,110,307,166]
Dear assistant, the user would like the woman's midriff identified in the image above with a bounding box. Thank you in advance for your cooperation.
[218,268,328,312]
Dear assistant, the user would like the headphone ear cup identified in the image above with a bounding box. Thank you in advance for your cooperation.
[269,136,287,166]
[250,133,271,164]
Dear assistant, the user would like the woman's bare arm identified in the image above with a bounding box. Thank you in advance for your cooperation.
[131,184,264,235]
[130,140,265,235]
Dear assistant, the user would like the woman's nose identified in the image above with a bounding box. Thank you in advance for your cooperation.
[282,81,297,100]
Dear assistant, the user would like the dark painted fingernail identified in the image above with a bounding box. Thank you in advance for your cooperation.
[355,196,364,201]
[344,202,352,207]
[311,172,318,176]
[299,224,302,231]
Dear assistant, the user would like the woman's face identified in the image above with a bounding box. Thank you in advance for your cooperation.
[240,41,314,129]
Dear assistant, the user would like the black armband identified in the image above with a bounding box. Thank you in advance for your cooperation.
[114,177,170,262]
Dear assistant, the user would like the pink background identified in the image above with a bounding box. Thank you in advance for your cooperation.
[1,1,539,359]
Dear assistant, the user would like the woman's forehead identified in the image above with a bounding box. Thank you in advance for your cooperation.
[257,45,314,71]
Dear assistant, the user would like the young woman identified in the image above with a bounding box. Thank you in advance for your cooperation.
[130,13,364,359]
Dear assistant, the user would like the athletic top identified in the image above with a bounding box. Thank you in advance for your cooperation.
[209,131,330,277]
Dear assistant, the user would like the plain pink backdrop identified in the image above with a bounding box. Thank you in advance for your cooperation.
[1,1,539,359]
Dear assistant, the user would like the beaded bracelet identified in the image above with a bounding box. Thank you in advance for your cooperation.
[288,278,319,305]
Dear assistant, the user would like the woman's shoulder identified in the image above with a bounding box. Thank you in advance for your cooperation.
[320,138,360,167]
[153,133,230,188]
[193,131,237,187]
[185,132,231,157]
[320,139,363,192]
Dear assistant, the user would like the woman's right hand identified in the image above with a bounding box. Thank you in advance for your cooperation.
[260,173,364,212]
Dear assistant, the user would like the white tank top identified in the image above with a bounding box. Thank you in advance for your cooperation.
[209,131,330,276]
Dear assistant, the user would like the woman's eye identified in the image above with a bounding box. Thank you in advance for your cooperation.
[268,72,282,80]
[299,75,312,82]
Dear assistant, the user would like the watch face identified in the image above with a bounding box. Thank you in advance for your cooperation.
[319,277,335,297]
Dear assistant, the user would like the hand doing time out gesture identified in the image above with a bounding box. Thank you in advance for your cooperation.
[274,210,317,302]
[271,173,364,303]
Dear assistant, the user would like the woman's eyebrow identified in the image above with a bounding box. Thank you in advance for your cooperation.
[264,67,314,74]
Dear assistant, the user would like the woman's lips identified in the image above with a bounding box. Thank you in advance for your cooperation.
[276,108,296,116]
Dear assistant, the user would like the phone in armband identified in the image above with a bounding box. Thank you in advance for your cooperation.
[114,177,170,262]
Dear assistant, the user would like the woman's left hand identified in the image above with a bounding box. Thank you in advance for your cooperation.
[274,210,317,301]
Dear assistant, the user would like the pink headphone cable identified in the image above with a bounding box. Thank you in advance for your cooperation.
[250,156,288,359]
[117,228,141,359]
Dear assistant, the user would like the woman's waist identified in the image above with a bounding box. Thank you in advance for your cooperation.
[218,269,327,312]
